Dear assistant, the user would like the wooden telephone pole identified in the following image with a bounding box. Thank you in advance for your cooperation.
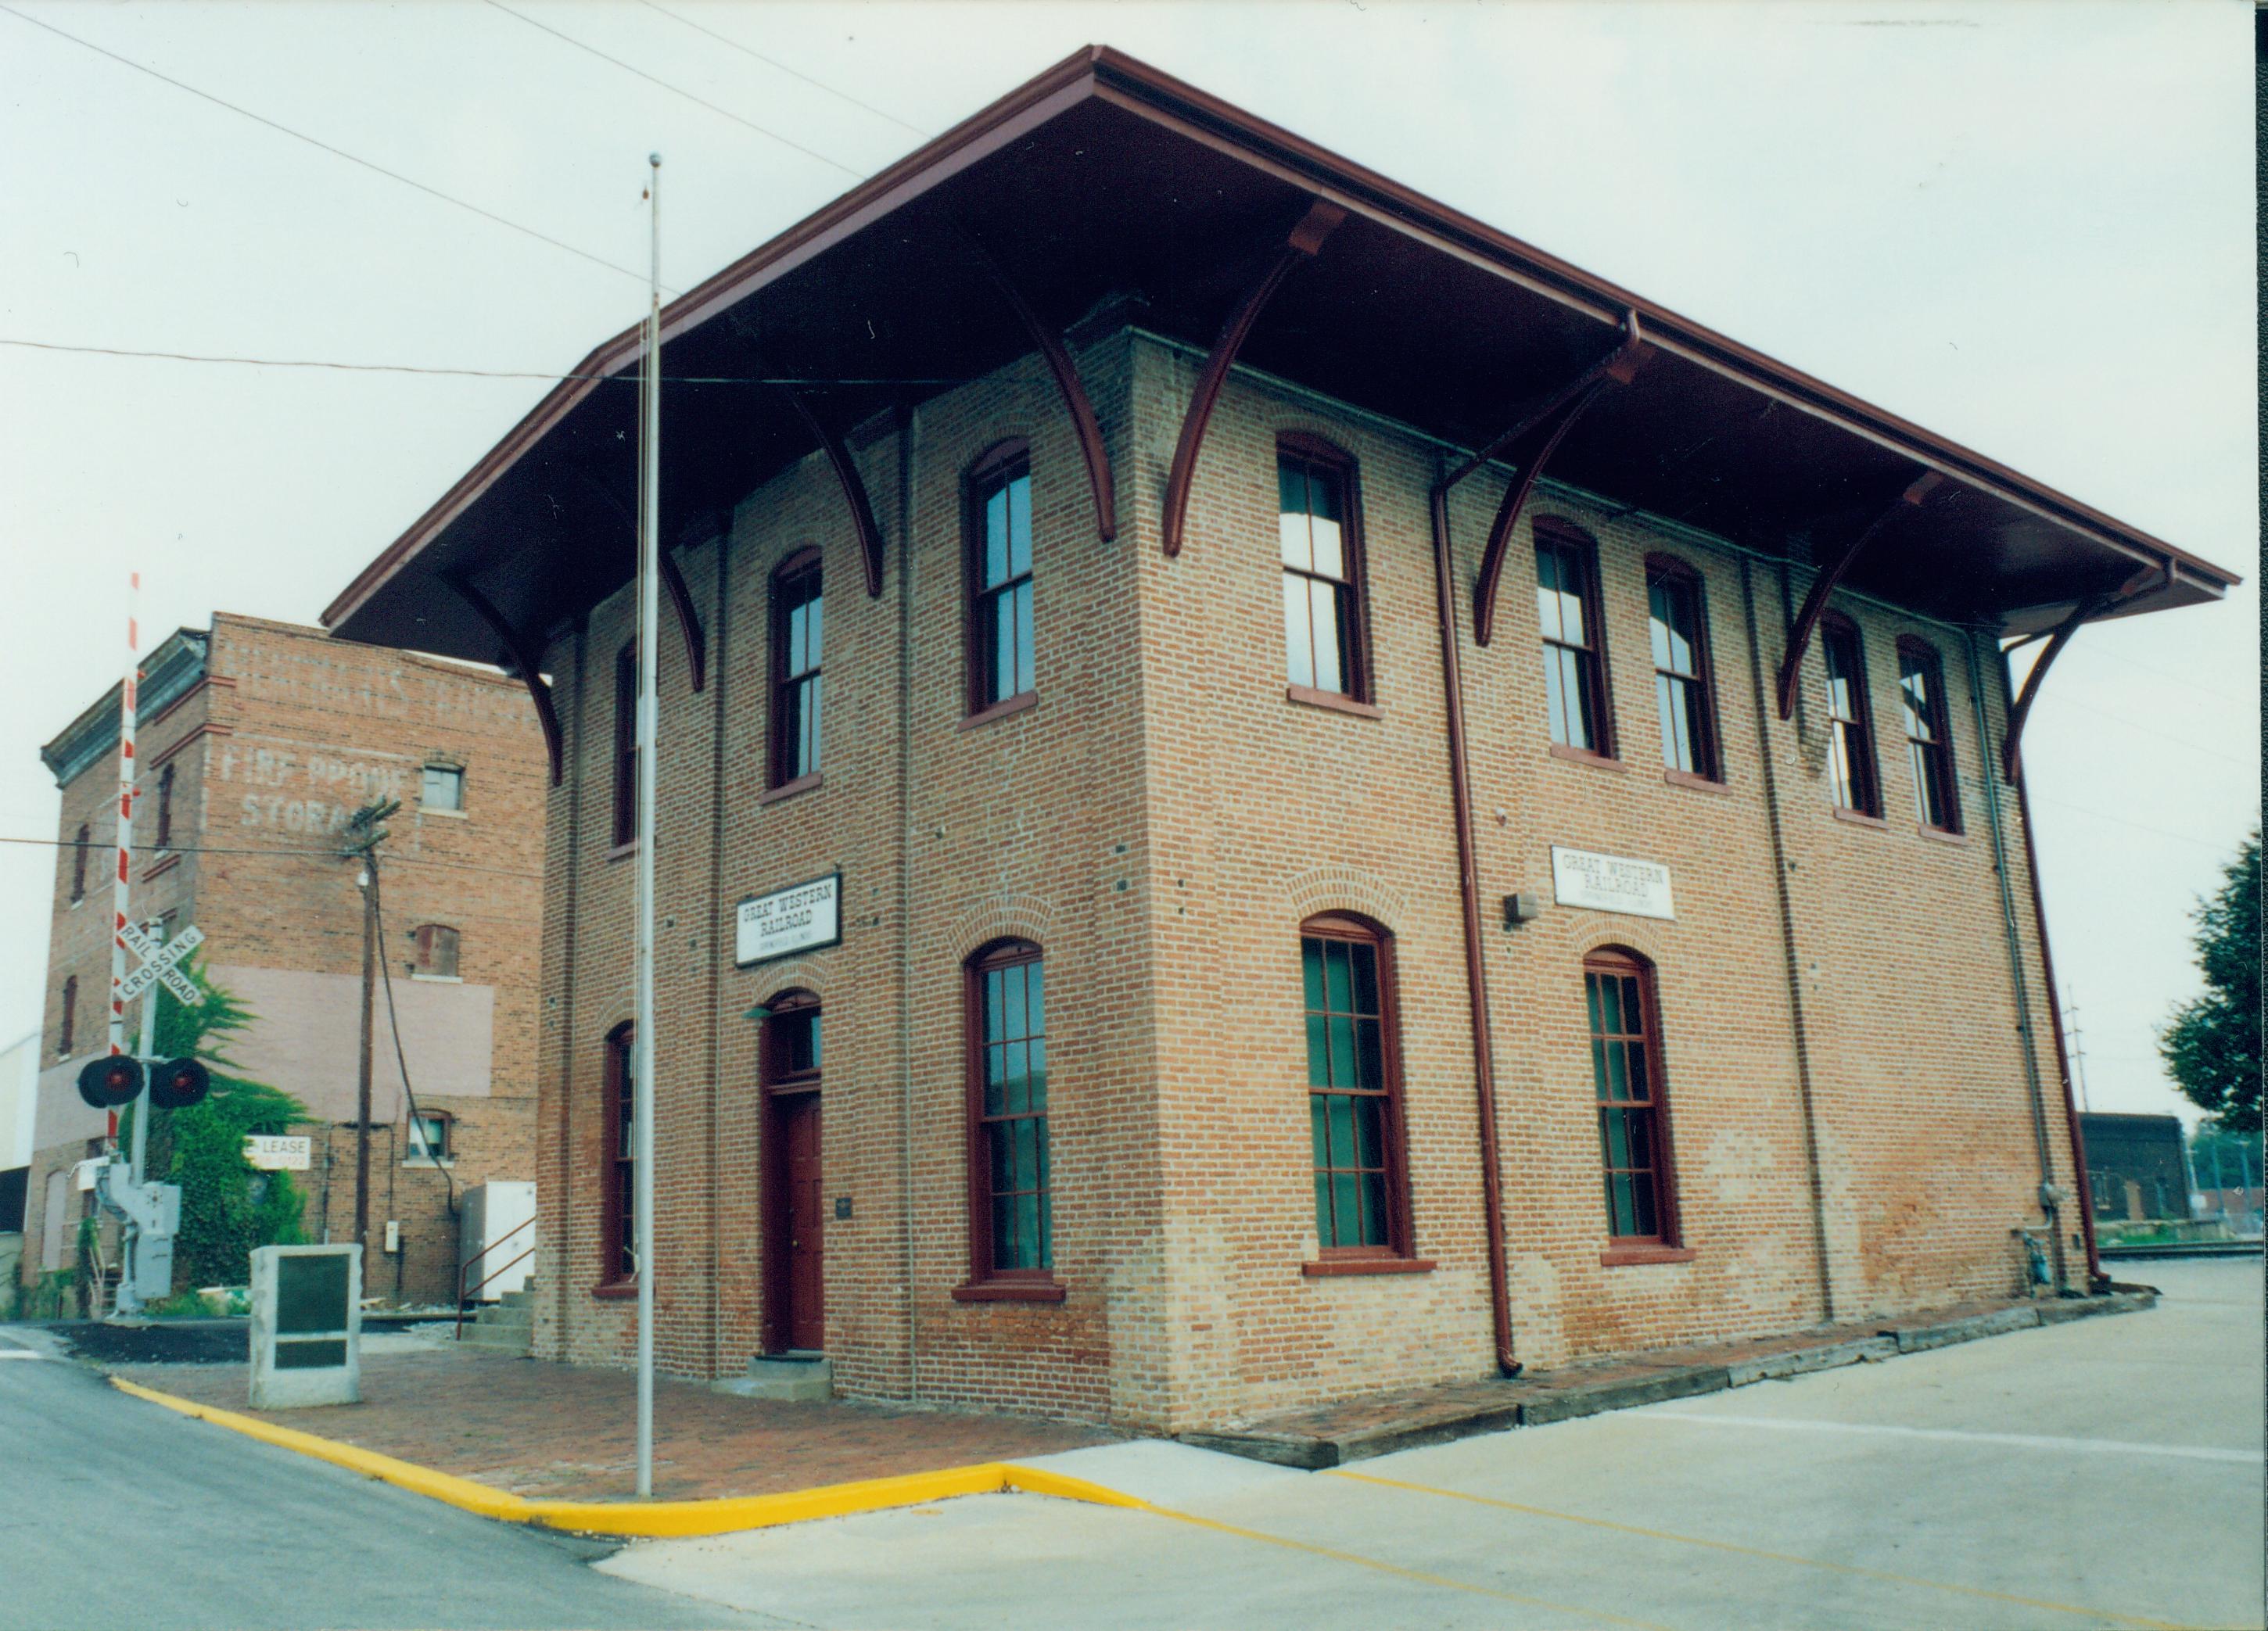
[342,800,399,1253]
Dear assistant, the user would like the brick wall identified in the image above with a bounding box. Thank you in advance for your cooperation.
[529,328,2086,1430]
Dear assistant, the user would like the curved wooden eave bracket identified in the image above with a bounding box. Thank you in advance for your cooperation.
[1470,324,1653,647]
[564,468,706,693]
[961,231,1116,543]
[785,391,885,599]
[2001,557,2164,782]
[1774,470,1948,719]
[1161,198,1348,558]
[445,572,563,786]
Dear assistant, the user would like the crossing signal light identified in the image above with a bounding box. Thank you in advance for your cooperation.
[150,1057,211,1111]
[77,1055,144,1109]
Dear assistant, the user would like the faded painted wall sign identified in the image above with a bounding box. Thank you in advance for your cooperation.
[1550,846,1675,921]
[735,873,842,966]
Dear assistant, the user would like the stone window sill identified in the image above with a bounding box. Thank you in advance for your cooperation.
[1301,1256,1436,1278]
[607,840,638,862]
[759,772,824,807]
[1600,1245,1697,1267]
[591,1280,638,1300]
[1831,807,1887,830]
[1663,769,1730,796]
[959,692,1037,732]
[1917,824,1968,845]
[1548,744,1626,772]
[951,1277,1066,1303]
[1286,685,1381,720]
[422,807,468,820]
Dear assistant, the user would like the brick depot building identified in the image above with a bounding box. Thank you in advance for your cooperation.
[24,614,544,1305]
[323,52,2237,1428]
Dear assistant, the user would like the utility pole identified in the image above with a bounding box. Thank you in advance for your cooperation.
[2062,986,2090,1113]
[342,801,399,1256]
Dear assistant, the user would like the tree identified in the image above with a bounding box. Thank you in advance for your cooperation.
[2159,830,2262,1132]
[120,955,310,1289]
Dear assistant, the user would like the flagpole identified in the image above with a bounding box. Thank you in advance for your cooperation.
[633,151,662,1501]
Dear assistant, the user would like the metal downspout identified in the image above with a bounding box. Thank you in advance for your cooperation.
[1738,557,1837,1321]
[897,405,922,1400]
[1428,472,1519,1375]
[1961,630,2067,1290]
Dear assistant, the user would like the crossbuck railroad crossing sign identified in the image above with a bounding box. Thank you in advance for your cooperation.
[117,922,205,1010]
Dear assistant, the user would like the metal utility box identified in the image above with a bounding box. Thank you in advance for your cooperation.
[249,1243,361,1407]
[458,1181,536,1302]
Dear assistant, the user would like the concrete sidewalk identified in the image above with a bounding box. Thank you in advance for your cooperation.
[109,1339,1112,1501]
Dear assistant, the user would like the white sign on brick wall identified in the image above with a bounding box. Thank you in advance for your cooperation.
[1551,846,1675,921]
[245,1135,310,1171]
[734,873,842,966]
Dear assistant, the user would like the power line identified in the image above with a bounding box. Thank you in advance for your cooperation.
[634,0,930,138]
[2026,794,2255,855]
[0,832,540,881]
[0,2,658,289]
[482,0,864,178]
[0,336,967,388]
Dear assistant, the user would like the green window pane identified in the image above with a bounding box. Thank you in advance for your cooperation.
[1328,1015,1358,1087]
[1353,1094,1384,1169]
[1625,1041,1649,1104]
[1350,943,1379,1016]
[1003,1041,1028,1114]
[984,1044,1007,1117]
[1037,1192,1053,1269]
[1007,473,1032,578]
[1302,940,1326,1010]
[1606,1041,1630,1102]
[1034,1119,1050,1193]
[1328,1094,1356,1170]
[1598,973,1623,1036]
[1305,1013,1331,1086]
[1025,962,1044,1037]
[985,487,1010,586]
[986,970,1004,1042]
[1355,1018,1384,1092]
[1014,581,1035,697]
[1314,1174,1333,1242]
[1332,1173,1362,1248]
[1027,1038,1047,1111]
[1590,1038,1610,1102]
[1310,1095,1330,1170]
[1326,942,1353,1013]
[1356,1167,1380,1246]
[1003,964,1027,1040]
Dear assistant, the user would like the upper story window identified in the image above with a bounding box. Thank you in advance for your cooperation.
[604,1023,636,1285]
[967,441,1035,714]
[408,1111,452,1163]
[421,762,465,813]
[1301,913,1411,1258]
[1897,639,1960,833]
[58,975,77,1057]
[1820,614,1882,816]
[1278,437,1369,701]
[410,923,460,980]
[770,550,824,789]
[1585,948,1679,1246]
[1536,521,1614,757]
[965,939,1051,1283]
[1646,557,1721,781]
[763,991,821,1089]
[70,823,89,903]
[154,764,175,850]
[612,642,638,849]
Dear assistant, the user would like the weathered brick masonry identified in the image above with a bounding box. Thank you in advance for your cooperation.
[23,616,543,1304]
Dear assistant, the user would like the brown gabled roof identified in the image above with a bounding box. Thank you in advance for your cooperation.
[325,45,2236,660]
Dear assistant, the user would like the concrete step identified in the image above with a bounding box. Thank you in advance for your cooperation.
[473,1305,532,1332]
[497,1286,535,1309]
[712,1351,831,1402]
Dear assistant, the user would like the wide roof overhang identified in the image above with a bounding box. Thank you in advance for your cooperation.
[323,45,2237,662]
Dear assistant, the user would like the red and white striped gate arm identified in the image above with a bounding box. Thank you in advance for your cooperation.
[107,572,140,1083]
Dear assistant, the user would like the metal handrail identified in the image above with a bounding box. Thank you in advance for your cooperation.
[454,1214,533,1340]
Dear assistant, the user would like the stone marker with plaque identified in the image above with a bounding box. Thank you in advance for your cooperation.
[249,1243,362,1407]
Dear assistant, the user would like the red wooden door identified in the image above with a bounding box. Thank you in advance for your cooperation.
[777,1095,824,1351]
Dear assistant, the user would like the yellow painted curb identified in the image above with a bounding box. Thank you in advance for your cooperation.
[108,1375,1147,1540]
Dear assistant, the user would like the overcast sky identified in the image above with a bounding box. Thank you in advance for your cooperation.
[0,2,2255,1127]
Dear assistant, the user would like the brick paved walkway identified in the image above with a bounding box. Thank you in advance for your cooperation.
[113,1341,1115,1501]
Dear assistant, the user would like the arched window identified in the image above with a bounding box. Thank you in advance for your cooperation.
[1897,637,1960,833]
[1645,555,1721,782]
[612,642,638,849]
[770,550,824,790]
[966,439,1035,715]
[762,990,821,1089]
[962,939,1053,1288]
[1299,913,1412,1259]
[1584,949,1680,1246]
[410,924,460,980]
[602,1024,637,1286]
[155,763,176,850]
[1820,613,1881,816]
[1278,434,1370,703]
[70,823,89,903]
[1535,519,1616,758]
[58,975,77,1057]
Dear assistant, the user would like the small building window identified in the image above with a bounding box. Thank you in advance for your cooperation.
[58,975,77,1057]
[604,1024,636,1284]
[407,1111,452,1163]
[154,763,175,850]
[1821,614,1882,816]
[421,763,465,812]
[1585,949,1679,1244]
[410,924,460,980]
[967,441,1035,713]
[770,550,824,788]
[1897,638,1960,833]
[1536,522,1614,757]
[612,642,638,848]
[965,940,1050,1280]
[1301,913,1410,1256]
[1279,437,1369,701]
[70,823,90,903]
[1647,557,1721,780]
[763,991,821,1089]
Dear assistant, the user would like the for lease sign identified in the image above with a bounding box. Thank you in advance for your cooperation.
[734,873,842,966]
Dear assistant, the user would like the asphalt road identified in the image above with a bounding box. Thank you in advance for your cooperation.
[0,1337,772,1631]
[606,1259,2266,1630]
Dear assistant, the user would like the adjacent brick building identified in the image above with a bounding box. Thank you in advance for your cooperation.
[321,50,2238,1428]
[22,614,544,1305]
